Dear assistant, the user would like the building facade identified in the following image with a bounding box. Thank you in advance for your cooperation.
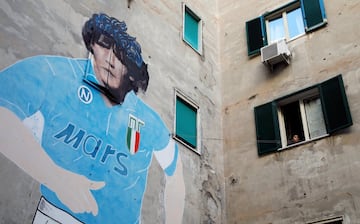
[0,0,359,223]
[222,0,360,223]
[0,0,224,223]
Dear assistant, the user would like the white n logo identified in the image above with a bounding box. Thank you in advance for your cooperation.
[78,85,93,104]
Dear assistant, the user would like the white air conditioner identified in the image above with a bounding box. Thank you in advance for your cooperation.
[261,39,291,70]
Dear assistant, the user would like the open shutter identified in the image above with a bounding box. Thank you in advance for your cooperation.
[246,16,267,56]
[254,102,281,156]
[319,75,353,134]
[301,0,327,32]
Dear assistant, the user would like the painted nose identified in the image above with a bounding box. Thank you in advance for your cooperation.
[105,48,115,69]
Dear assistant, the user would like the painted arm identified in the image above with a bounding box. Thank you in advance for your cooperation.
[154,140,185,224]
[0,107,105,215]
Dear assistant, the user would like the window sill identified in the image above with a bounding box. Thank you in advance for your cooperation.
[277,134,329,151]
[173,135,201,155]
[183,39,203,55]
[287,32,306,43]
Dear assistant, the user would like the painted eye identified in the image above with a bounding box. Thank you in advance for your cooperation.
[96,34,114,49]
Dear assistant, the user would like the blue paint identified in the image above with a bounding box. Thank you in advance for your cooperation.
[0,55,177,224]
[164,144,179,176]
[115,153,129,176]
[54,123,85,149]
[83,135,102,159]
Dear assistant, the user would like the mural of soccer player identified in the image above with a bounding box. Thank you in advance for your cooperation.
[0,13,185,224]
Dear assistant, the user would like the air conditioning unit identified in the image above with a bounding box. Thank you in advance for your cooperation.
[261,39,291,70]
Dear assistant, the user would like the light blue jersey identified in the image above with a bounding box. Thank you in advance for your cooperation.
[0,55,178,224]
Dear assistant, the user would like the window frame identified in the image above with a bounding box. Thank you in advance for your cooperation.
[174,89,201,154]
[182,4,203,55]
[246,0,327,56]
[277,88,328,148]
[264,1,305,44]
[307,216,343,224]
[254,75,352,156]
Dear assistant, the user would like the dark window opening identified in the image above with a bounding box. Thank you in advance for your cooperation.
[281,101,304,145]
[331,221,342,224]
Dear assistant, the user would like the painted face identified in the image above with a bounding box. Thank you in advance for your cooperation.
[91,38,128,90]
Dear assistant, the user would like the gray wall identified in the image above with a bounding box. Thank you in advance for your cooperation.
[3,0,356,223]
[220,0,360,223]
[0,0,225,223]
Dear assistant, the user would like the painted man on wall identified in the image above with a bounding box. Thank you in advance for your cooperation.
[0,13,185,224]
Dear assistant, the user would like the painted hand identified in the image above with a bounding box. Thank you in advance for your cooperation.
[49,170,105,216]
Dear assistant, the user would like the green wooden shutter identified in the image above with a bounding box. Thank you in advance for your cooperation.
[176,97,197,148]
[254,102,281,156]
[319,75,353,134]
[301,0,327,32]
[184,7,200,50]
[246,16,267,57]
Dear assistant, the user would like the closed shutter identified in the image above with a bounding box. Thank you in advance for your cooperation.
[246,16,267,56]
[319,75,353,134]
[301,0,327,32]
[254,102,281,156]
[176,97,197,148]
[184,7,200,50]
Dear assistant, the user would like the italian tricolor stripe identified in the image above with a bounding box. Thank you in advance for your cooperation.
[127,127,140,155]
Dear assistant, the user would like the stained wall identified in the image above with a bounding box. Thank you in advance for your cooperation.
[220,0,360,223]
[0,0,225,223]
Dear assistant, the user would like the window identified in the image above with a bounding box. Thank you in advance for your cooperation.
[254,75,352,156]
[278,90,327,147]
[307,216,343,224]
[183,5,202,54]
[266,6,305,43]
[246,0,327,56]
[174,90,200,153]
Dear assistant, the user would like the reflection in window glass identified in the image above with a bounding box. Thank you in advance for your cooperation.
[269,16,285,43]
[304,97,327,139]
[287,8,305,39]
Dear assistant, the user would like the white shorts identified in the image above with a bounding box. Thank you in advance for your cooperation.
[32,197,83,224]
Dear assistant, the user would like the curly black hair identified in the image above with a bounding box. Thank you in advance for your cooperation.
[82,13,149,104]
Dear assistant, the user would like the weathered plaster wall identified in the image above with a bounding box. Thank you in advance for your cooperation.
[0,0,225,223]
[220,0,360,223]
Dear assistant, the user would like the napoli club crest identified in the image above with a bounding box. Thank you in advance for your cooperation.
[126,114,144,155]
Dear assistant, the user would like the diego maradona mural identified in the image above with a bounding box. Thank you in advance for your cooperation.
[0,13,185,224]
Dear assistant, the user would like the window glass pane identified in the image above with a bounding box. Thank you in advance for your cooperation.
[184,9,199,50]
[287,8,305,39]
[304,97,327,138]
[269,16,285,43]
[176,97,197,148]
